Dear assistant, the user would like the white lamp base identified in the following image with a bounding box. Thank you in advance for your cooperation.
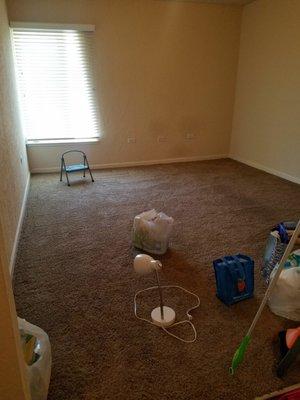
[151,306,176,327]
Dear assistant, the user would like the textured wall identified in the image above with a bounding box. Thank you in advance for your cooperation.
[0,222,29,400]
[0,0,29,266]
[231,0,300,182]
[0,2,30,399]
[7,0,242,171]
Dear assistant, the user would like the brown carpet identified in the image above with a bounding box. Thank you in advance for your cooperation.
[13,159,300,400]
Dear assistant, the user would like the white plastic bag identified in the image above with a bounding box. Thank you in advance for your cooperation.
[133,209,174,254]
[18,318,52,400]
[268,267,300,321]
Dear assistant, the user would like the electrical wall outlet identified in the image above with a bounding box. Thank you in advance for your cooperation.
[127,137,136,144]
[157,136,167,143]
[185,133,195,140]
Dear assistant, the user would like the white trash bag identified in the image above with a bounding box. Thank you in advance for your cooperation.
[133,209,174,255]
[18,318,52,400]
[268,267,300,321]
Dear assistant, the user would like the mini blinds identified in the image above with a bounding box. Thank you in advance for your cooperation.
[12,24,100,141]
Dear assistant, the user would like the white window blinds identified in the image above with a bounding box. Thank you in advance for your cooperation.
[11,24,100,141]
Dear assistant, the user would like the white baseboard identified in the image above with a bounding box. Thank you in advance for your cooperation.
[230,154,300,185]
[10,172,30,275]
[30,154,229,173]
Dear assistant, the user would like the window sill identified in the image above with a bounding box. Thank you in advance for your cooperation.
[26,138,100,147]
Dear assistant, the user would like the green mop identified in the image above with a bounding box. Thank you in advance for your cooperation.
[230,220,300,375]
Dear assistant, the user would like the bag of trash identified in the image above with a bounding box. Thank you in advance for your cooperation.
[133,209,174,255]
[268,267,300,321]
[18,318,52,400]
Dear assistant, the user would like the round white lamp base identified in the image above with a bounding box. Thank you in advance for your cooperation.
[151,306,176,327]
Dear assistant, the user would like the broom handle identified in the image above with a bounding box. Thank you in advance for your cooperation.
[247,220,300,337]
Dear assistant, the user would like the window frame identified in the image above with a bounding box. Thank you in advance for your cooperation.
[10,22,100,145]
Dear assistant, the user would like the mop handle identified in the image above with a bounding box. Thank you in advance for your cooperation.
[246,220,300,337]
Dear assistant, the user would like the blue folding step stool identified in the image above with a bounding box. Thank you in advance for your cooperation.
[60,150,94,186]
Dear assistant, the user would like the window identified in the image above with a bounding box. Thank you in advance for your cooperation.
[11,23,100,143]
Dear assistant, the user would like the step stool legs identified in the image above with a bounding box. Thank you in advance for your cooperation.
[61,157,71,186]
[84,155,94,182]
[60,159,63,182]
[89,168,94,182]
[65,170,70,186]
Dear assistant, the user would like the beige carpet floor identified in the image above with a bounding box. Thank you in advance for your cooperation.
[13,159,300,400]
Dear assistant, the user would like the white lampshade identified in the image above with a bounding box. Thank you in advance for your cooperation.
[133,254,177,328]
[134,254,162,276]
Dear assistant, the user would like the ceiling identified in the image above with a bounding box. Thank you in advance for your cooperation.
[172,0,255,4]
[202,0,255,4]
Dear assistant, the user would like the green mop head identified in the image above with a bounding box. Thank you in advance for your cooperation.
[230,335,251,375]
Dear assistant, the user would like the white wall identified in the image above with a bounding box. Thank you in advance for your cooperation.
[230,0,300,184]
[0,0,30,269]
[7,0,242,172]
[0,0,30,398]
[6,0,300,181]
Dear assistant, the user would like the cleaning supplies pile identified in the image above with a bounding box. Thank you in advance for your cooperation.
[133,209,174,255]
[262,221,300,283]
[230,220,300,374]
[261,221,300,321]
[268,250,300,321]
